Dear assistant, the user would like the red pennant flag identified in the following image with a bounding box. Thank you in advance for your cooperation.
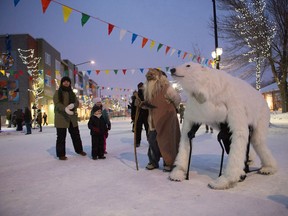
[182,52,187,59]
[41,0,51,13]
[96,70,100,75]
[73,69,77,75]
[165,46,170,55]
[122,69,127,75]
[142,38,148,48]
[108,23,115,35]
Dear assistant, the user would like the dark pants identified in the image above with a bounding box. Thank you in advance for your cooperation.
[147,130,161,166]
[135,111,149,145]
[56,122,83,157]
[91,135,104,158]
[16,120,23,131]
[25,122,31,134]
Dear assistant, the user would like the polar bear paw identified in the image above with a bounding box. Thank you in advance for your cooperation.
[259,166,277,175]
[208,176,235,190]
[169,166,186,182]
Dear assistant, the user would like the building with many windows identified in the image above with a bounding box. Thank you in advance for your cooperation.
[0,34,98,127]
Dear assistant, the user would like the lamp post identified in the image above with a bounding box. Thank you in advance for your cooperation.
[212,0,221,69]
[75,60,95,67]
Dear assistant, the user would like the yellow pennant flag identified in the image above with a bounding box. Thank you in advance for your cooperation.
[62,6,73,23]
[105,69,110,74]
[0,70,5,76]
[150,40,155,49]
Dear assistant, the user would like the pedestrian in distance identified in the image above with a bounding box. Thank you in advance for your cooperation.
[43,112,48,125]
[24,107,32,135]
[53,76,87,160]
[37,109,42,132]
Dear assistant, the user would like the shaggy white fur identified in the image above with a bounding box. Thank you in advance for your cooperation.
[169,62,277,189]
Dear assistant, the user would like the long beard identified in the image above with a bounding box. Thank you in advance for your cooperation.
[144,80,162,101]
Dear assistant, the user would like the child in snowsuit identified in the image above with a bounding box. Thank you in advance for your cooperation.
[88,105,108,160]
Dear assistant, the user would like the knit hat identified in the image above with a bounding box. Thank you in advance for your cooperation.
[92,97,102,104]
[92,105,102,113]
[60,76,71,84]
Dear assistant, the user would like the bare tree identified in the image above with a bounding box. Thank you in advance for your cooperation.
[216,0,288,112]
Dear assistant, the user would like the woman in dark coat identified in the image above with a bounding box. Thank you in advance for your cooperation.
[53,76,86,160]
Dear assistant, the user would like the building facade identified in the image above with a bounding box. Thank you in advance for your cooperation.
[0,34,98,127]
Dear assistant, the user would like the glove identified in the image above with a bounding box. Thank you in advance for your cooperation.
[65,106,74,115]
[108,124,111,130]
[67,103,74,110]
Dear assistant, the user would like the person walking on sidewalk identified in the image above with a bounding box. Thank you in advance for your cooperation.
[43,112,48,125]
[53,76,87,160]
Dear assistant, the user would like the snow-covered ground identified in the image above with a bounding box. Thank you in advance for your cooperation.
[0,113,287,216]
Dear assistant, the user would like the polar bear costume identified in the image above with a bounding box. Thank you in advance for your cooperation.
[169,62,277,189]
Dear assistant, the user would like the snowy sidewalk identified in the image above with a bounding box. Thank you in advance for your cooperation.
[0,117,287,216]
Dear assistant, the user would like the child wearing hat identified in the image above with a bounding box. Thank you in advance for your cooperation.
[88,105,108,160]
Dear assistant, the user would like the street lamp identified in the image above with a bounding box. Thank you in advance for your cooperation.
[211,47,223,69]
[75,60,95,67]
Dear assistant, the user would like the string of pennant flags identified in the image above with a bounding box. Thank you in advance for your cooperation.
[0,69,136,93]
[13,0,215,68]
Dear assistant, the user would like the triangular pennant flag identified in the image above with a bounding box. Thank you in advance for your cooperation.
[170,49,176,56]
[81,13,90,26]
[197,56,201,63]
[14,0,20,7]
[131,33,138,44]
[122,69,127,75]
[62,6,73,23]
[119,29,127,40]
[140,68,144,73]
[108,23,115,35]
[157,43,163,52]
[165,46,170,55]
[105,69,110,74]
[96,70,100,75]
[189,54,193,59]
[165,67,169,72]
[142,38,148,48]
[0,70,5,75]
[6,72,10,78]
[73,69,77,75]
[41,0,51,13]
[150,40,155,49]
[131,69,136,74]
[177,50,181,57]
[182,52,187,59]
[82,71,86,77]
[114,70,118,75]
[87,70,91,76]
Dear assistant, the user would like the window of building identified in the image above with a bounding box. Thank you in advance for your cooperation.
[45,52,51,66]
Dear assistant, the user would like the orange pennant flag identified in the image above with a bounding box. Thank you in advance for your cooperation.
[96,70,100,75]
[142,38,148,48]
[62,6,72,23]
[41,0,51,13]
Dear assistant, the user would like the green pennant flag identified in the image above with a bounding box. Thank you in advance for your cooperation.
[81,13,90,26]
[114,70,118,75]
[157,44,163,52]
